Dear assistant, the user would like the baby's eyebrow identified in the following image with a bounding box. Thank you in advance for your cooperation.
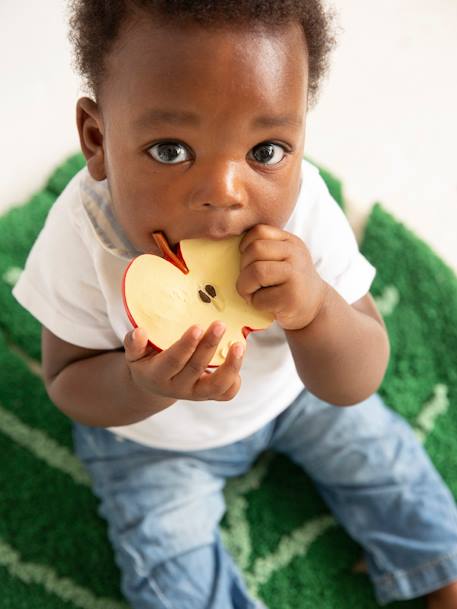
[132,108,302,130]
[254,114,303,128]
[133,109,199,130]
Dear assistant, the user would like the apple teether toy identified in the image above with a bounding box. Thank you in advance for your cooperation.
[122,231,274,367]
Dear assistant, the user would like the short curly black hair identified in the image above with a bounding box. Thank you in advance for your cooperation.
[67,0,339,109]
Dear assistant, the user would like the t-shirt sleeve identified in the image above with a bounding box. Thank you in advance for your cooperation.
[302,165,376,304]
[12,194,121,350]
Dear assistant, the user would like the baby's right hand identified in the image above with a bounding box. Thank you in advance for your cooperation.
[123,322,245,402]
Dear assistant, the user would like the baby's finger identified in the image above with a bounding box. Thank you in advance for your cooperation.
[149,325,204,380]
[218,376,242,401]
[124,327,149,363]
[194,341,245,400]
[173,321,227,387]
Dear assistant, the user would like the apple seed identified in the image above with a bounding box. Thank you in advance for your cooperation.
[198,290,211,304]
[205,284,217,298]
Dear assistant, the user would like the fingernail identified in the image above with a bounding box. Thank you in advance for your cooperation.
[213,323,226,337]
[133,328,144,341]
[191,326,203,340]
[233,343,244,358]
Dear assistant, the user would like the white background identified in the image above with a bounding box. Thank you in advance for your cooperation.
[1,0,456,270]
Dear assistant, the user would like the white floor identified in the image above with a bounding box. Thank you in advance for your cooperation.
[1,0,456,270]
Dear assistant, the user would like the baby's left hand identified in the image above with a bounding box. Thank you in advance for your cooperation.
[236,224,328,331]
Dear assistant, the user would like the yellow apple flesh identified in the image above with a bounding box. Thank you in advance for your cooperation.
[122,232,274,367]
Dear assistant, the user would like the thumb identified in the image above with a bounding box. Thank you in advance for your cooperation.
[124,327,148,362]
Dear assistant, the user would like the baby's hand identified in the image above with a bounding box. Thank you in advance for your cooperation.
[123,322,244,402]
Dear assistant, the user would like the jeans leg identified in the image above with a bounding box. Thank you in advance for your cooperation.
[72,423,268,609]
[269,389,457,605]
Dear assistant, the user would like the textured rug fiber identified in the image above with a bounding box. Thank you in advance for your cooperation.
[1,153,456,608]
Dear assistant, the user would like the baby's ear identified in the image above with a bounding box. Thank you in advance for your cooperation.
[76,97,106,181]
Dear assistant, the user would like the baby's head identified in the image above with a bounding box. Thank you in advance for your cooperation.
[68,0,337,255]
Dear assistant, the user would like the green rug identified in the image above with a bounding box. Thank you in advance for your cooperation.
[1,153,456,609]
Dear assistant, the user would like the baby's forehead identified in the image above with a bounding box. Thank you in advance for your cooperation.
[100,18,308,106]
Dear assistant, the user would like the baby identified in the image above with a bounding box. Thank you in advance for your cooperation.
[13,0,457,607]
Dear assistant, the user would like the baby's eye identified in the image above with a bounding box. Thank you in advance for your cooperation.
[250,143,286,165]
[148,142,191,164]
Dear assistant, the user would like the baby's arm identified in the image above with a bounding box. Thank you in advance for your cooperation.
[42,318,244,427]
[285,290,390,406]
[42,327,176,427]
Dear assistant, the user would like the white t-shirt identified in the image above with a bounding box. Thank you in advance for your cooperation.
[12,159,376,451]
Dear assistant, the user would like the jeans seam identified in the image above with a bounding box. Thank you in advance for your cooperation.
[374,548,457,588]
[145,572,177,609]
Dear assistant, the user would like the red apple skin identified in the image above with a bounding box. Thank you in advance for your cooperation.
[121,233,264,368]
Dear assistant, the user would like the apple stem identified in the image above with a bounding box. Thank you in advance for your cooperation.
[152,232,188,274]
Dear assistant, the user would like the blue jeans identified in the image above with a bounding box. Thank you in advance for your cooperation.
[72,390,457,608]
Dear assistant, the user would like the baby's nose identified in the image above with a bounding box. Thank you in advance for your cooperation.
[187,161,247,211]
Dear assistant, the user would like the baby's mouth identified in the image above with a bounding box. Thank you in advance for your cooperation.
[152,228,247,252]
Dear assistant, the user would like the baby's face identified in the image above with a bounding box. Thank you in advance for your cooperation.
[78,16,309,256]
